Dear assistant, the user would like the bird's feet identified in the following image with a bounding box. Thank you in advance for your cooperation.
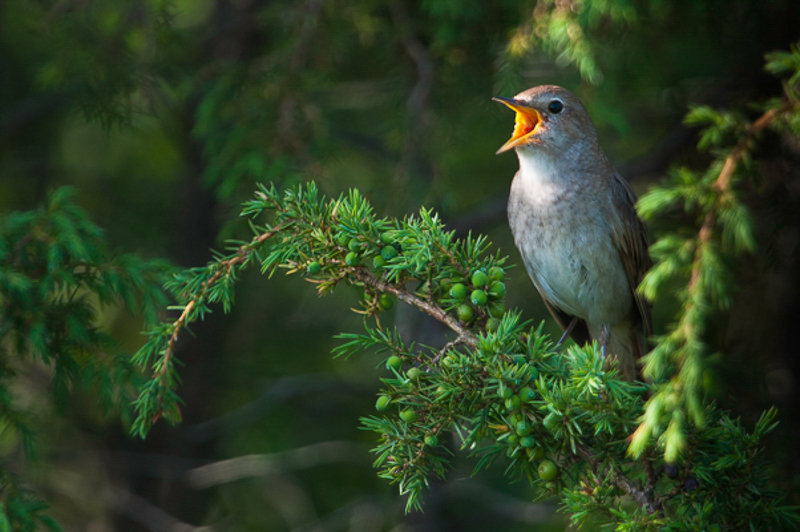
[556,317,578,350]
[598,324,610,359]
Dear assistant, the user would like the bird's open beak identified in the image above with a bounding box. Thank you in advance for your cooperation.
[493,97,542,154]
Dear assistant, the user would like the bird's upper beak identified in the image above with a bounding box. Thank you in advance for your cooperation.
[493,97,542,154]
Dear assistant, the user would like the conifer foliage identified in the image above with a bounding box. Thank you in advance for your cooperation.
[132,43,800,525]
[0,189,171,530]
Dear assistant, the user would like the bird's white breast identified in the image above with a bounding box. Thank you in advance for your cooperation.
[508,149,632,326]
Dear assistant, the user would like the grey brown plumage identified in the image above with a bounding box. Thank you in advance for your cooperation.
[495,85,651,381]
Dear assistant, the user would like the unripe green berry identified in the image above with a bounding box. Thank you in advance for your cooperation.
[470,289,487,306]
[489,301,507,318]
[406,367,422,381]
[538,460,558,481]
[488,266,504,281]
[449,283,467,299]
[380,231,394,244]
[486,317,500,332]
[386,355,403,371]
[379,294,393,310]
[375,395,391,411]
[336,233,350,247]
[505,395,521,411]
[471,270,489,288]
[345,251,360,266]
[399,408,417,423]
[518,386,535,402]
[457,304,474,322]
[381,245,398,260]
[520,436,536,448]
[515,420,532,437]
[424,434,439,447]
[498,384,514,400]
[306,261,322,275]
[488,281,506,298]
[372,255,387,268]
[348,238,361,251]
[530,446,545,460]
[507,434,519,445]
[442,354,458,368]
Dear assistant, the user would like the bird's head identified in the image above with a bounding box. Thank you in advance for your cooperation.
[493,85,597,155]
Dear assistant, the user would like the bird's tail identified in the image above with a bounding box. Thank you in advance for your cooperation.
[608,322,646,382]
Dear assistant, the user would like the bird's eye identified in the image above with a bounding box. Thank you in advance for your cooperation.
[547,100,564,114]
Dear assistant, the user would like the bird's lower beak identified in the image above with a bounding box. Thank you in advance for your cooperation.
[493,97,541,154]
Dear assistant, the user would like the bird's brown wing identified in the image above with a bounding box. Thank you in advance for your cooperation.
[609,173,653,340]
[540,297,591,346]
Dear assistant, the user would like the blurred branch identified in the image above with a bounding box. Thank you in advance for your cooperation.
[442,481,554,524]
[104,484,215,532]
[186,373,363,443]
[389,0,437,207]
[186,441,369,488]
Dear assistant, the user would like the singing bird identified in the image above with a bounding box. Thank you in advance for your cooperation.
[494,85,652,381]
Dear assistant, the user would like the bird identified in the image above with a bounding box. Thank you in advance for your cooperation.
[493,85,652,381]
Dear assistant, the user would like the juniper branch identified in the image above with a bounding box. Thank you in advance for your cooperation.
[159,224,285,384]
[351,268,478,350]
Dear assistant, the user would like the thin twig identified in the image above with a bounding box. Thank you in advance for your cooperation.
[576,444,661,515]
[351,268,478,349]
[432,337,466,366]
[154,225,284,384]
[689,102,793,292]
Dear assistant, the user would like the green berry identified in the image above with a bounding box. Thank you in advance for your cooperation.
[372,255,387,268]
[336,233,350,247]
[406,367,422,380]
[380,231,394,244]
[471,270,489,288]
[399,408,417,423]
[424,434,439,447]
[306,261,322,275]
[449,283,467,299]
[488,281,506,298]
[538,460,558,481]
[489,301,506,318]
[386,355,403,371]
[507,434,519,445]
[527,366,539,380]
[375,395,391,411]
[348,238,361,251]
[486,318,500,332]
[498,384,514,400]
[520,436,536,448]
[457,304,474,322]
[505,395,521,411]
[512,355,527,365]
[381,245,398,260]
[530,446,545,460]
[543,412,559,431]
[379,294,393,310]
[442,354,458,368]
[470,289,487,306]
[345,251,360,266]
[488,266,504,281]
[518,387,535,402]
[515,420,532,437]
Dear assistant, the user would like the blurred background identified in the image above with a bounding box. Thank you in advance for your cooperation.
[2,0,800,530]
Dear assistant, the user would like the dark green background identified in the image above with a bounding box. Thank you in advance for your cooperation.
[2,0,799,529]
